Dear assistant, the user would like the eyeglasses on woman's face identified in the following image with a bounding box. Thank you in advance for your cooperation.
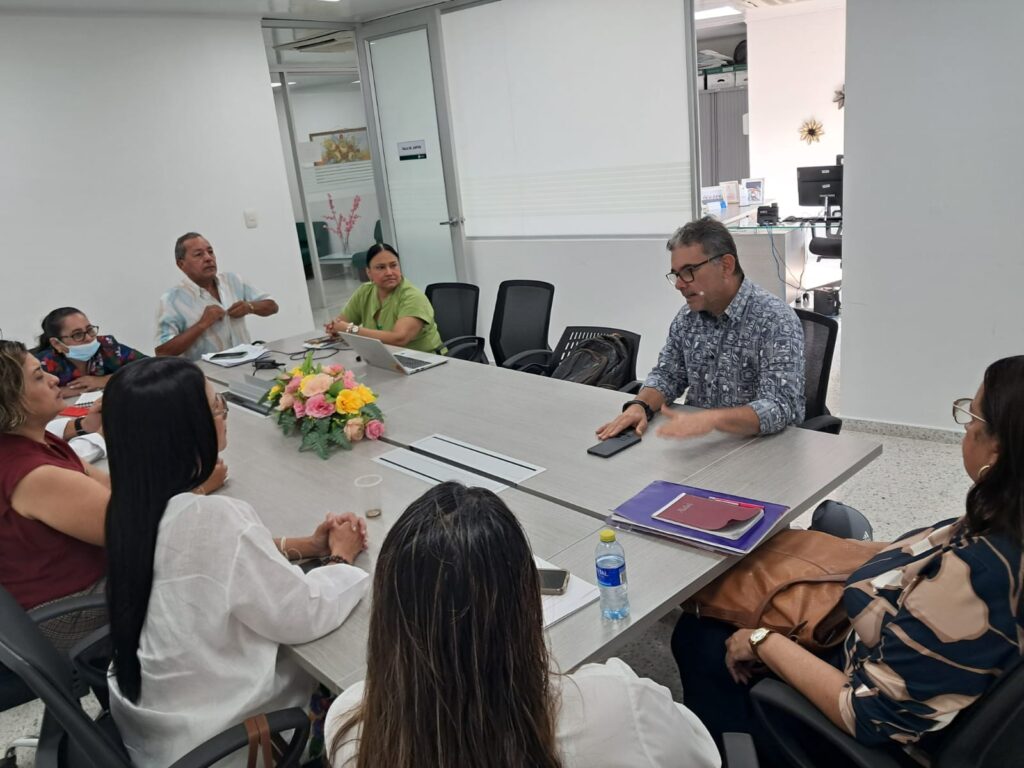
[60,325,100,343]
[665,255,722,286]
[952,397,986,429]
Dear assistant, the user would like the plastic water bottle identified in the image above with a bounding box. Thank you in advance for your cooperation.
[595,529,630,620]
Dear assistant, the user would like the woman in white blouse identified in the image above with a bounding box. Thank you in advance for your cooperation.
[325,481,720,768]
[102,357,370,767]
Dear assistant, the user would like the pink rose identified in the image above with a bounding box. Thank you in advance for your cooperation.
[301,373,333,398]
[324,363,344,376]
[277,392,295,411]
[285,376,301,394]
[343,417,365,442]
[305,393,335,419]
[343,370,358,390]
[293,401,305,418]
[364,419,385,440]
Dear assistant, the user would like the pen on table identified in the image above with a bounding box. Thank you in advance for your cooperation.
[709,496,763,510]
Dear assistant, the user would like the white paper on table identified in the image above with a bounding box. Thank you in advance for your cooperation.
[75,390,103,405]
[534,556,600,629]
[200,344,268,367]
[374,448,508,493]
[68,432,106,463]
[411,434,545,485]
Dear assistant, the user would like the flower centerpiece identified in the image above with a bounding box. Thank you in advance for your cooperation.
[261,352,384,459]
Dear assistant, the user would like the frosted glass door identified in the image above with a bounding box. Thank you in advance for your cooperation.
[364,28,458,287]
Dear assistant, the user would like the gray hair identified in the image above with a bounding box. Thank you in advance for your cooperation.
[666,217,743,278]
[174,232,204,262]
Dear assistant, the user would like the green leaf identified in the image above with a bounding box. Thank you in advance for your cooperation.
[301,350,315,375]
[361,403,383,421]
[329,426,352,450]
[301,417,315,436]
[328,381,345,398]
[278,409,297,435]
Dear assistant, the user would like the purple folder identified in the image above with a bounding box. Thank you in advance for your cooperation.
[610,480,788,555]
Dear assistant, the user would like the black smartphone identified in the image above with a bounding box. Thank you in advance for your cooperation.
[210,350,247,360]
[587,431,641,458]
[538,568,570,595]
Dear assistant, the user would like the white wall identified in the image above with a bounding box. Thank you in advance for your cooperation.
[746,0,845,214]
[0,13,312,352]
[841,0,1024,430]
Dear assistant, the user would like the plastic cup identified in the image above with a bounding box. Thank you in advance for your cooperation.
[354,474,383,518]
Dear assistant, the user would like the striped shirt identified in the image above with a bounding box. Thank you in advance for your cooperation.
[642,278,805,434]
[156,272,272,361]
[840,519,1024,752]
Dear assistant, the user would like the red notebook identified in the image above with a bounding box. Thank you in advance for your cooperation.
[652,493,762,532]
[59,406,90,418]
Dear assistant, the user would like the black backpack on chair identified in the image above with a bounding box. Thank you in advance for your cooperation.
[550,334,631,390]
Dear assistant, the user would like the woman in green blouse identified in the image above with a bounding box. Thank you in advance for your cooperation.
[324,244,443,354]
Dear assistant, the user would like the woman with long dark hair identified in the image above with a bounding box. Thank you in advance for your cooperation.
[33,306,144,393]
[323,243,444,353]
[325,481,719,768]
[103,357,370,767]
[674,355,1024,763]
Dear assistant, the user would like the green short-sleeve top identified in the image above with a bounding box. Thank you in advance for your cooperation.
[341,279,444,353]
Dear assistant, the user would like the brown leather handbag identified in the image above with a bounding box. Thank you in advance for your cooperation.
[244,714,276,768]
[684,529,885,653]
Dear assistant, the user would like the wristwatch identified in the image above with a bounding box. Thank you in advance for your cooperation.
[749,627,774,659]
[347,323,360,335]
[73,417,88,437]
[622,399,655,422]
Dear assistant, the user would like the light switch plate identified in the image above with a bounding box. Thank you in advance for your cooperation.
[243,209,258,228]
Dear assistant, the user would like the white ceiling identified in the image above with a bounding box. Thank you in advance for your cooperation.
[0,0,447,23]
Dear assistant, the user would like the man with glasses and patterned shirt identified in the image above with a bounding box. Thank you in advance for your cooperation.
[155,232,279,361]
[596,217,805,441]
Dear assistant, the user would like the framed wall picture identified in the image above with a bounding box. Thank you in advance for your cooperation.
[739,178,764,206]
[310,127,371,166]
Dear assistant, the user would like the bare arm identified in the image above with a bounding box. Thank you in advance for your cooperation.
[352,316,425,348]
[10,464,110,546]
[596,386,668,439]
[656,403,762,440]
[156,305,225,356]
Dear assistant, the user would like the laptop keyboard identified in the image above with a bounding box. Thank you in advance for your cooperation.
[394,354,432,370]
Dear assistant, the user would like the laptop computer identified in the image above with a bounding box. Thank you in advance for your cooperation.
[340,333,447,375]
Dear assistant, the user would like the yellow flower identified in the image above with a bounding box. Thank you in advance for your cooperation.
[336,389,363,414]
[355,384,376,405]
[269,384,283,398]
[290,367,303,377]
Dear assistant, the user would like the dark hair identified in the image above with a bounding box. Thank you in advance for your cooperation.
[365,242,400,268]
[174,231,204,261]
[666,216,744,278]
[36,307,83,352]
[332,482,561,768]
[0,340,29,432]
[103,357,219,702]
[963,356,1024,545]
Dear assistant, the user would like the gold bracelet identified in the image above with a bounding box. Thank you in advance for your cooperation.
[194,483,206,496]
[247,301,254,313]
[279,537,288,556]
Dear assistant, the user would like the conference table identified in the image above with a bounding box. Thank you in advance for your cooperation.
[199,333,882,692]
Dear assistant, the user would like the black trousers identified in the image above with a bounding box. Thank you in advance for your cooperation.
[671,612,845,767]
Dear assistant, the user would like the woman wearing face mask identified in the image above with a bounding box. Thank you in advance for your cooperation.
[34,306,145,393]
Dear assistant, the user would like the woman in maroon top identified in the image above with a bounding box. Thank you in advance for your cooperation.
[0,340,111,647]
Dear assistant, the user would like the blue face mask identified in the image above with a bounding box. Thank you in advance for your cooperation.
[64,339,101,361]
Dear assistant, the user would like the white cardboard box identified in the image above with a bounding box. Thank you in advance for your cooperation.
[707,71,736,90]
[735,70,749,86]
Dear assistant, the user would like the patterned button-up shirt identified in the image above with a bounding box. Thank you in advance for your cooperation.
[35,335,144,387]
[642,278,805,434]
[156,272,272,361]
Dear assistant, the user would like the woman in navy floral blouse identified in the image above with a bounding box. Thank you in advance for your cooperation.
[34,307,144,392]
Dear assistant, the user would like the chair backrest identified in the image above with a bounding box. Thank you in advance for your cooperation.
[550,326,641,386]
[933,654,1024,768]
[489,280,555,367]
[426,282,480,342]
[0,586,130,768]
[794,308,837,420]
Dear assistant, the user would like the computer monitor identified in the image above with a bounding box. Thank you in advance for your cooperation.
[797,165,843,219]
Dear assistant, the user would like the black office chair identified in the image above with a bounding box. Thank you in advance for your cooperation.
[488,280,555,368]
[809,220,842,262]
[0,586,309,768]
[749,653,1024,768]
[502,325,641,391]
[795,308,842,434]
[425,282,488,364]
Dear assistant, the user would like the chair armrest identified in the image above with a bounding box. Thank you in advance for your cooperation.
[70,625,112,706]
[750,679,907,768]
[798,415,843,434]
[501,349,553,374]
[723,732,760,768]
[28,593,107,624]
[444,336,489,364]
[168,707,310,768]
[618,380,642,394]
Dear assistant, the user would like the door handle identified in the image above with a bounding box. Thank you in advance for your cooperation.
[438,217,465,226]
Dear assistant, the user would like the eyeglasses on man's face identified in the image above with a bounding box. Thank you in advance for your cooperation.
[665,255,722,286]
[952,397,986,429]
[60,325,100,343]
